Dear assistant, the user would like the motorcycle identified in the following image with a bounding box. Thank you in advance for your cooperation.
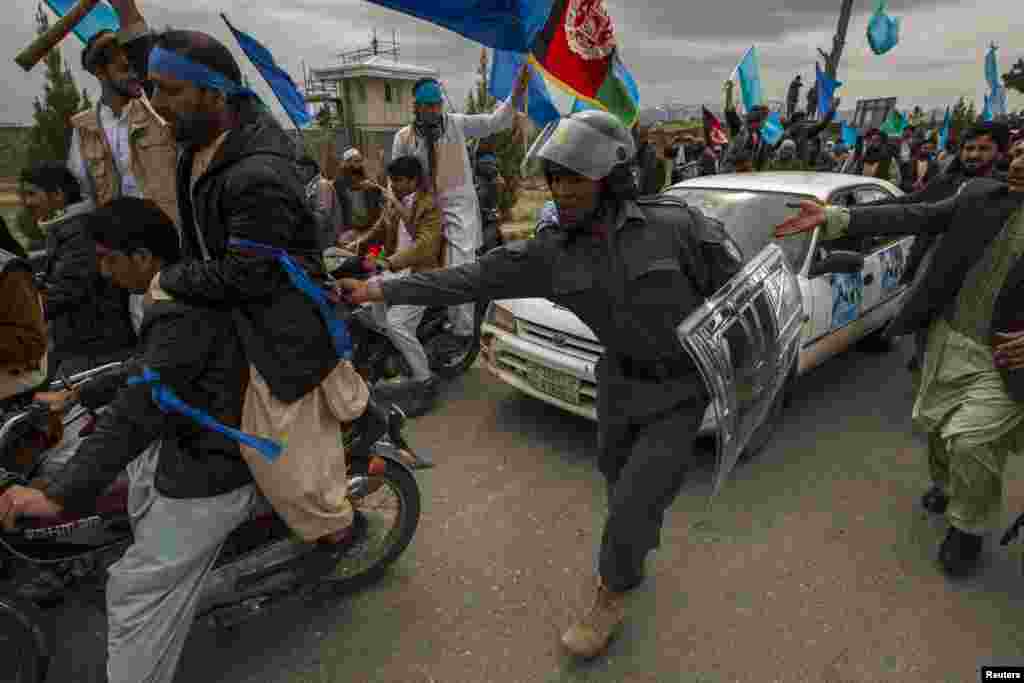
[0,362,423,683]
[327,254,485,386]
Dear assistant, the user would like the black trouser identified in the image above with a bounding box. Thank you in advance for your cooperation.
[597,391,708,593]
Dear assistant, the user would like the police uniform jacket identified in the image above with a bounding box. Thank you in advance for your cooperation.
[379,196,742,423]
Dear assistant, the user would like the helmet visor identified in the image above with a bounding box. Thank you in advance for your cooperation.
[522,117,633,181]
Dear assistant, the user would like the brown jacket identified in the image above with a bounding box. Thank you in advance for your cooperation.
[360,192,444,272]
[70,100,179,226]
[0,257,47,399]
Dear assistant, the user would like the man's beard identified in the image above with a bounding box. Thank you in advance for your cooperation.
[173,110,223,146]
[103,76,142,100]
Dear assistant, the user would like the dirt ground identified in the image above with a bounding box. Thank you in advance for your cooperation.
[39,337,1024,683]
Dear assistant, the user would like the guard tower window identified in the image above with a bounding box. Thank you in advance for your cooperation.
[385,83,393,103]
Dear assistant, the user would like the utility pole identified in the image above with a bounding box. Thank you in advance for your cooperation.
[818,0,855,79]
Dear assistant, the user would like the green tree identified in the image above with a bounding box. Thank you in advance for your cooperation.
[23,4,88,165]
[14,4,89,249]
[465,48,526,218]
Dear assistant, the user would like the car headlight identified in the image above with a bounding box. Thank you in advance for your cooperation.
[490,304,517,334]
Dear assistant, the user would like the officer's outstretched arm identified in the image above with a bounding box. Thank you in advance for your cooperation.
[380,240,554,308]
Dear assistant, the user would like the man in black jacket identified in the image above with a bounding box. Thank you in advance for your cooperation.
[897,122,1009,286]
[0,197,272,682]
[20,162,137,376]
[113,0,338,404]
[776,154,1024,579]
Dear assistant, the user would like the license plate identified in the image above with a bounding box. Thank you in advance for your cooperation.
[525,362,581,405]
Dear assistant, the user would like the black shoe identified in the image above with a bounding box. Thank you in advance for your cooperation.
[921,485,949,515]
[938,527,984,578]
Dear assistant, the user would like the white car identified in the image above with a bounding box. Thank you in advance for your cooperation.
[479,172,912,469]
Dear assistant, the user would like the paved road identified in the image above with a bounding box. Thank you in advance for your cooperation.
[45,338,1024,682]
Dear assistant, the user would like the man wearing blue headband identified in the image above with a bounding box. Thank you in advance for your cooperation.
[392,67,530,357]
[15,3,366,682]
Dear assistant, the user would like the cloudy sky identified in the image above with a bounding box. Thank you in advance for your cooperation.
[1,0,1021,127]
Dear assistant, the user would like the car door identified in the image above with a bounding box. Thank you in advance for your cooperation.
[804,189,868,346]
[676,243,803,500]
[804,186,901,356]
[854,186,912,315]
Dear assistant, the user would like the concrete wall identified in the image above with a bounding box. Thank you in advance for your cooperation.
[343,78,415,129]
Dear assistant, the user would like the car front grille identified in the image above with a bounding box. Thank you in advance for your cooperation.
[517,321,603,363]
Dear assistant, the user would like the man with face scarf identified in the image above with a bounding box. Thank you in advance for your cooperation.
[391,70,529,347]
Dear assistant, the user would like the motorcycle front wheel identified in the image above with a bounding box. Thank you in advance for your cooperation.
[320,455,421,594]
[0,593,50,683]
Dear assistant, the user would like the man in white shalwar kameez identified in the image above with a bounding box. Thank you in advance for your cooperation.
[391,68,530,343]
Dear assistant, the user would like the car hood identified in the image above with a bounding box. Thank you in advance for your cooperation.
[494,298,600,344]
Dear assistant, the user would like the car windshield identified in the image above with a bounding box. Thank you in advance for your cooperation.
[669,188,815,272]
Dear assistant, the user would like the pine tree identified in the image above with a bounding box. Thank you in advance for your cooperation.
[14,4,89,249]
[23,4,88,166]
[465,48,525,218]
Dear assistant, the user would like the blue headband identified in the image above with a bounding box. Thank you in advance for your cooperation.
[414,80,443,104]
[149,47,257,98]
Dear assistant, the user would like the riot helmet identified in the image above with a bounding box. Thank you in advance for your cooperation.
[523,110,637,199]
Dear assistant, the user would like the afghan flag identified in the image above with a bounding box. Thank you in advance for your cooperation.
[366,0,638,128]
[703,107,728,147]
[527,0,636,126]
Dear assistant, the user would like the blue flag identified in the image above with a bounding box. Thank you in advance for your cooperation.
[992,86,1008,117]
[222,15,311,129]
[489,49,560,127]
[760,111,784,146]
[364,0,553,52]
[867,0,900,56]
[815,62,841,117]
[42,0,119,43]
[840,120,859,148]
[735,47,763,112]
[985,45,1002,93]
[937,107,951,151]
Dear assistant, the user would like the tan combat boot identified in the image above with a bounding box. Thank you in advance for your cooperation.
[560,579,626,659]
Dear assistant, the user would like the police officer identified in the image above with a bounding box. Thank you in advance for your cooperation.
[339,110,743,659]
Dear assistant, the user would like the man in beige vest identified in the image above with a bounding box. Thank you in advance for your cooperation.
[68,26,179,331]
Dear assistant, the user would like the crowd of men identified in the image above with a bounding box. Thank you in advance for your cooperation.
[631,82,1024,197]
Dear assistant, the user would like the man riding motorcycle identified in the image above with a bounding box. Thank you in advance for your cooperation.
[349,155,444,416]
[0,198,315,683]
[339,109,743,659]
